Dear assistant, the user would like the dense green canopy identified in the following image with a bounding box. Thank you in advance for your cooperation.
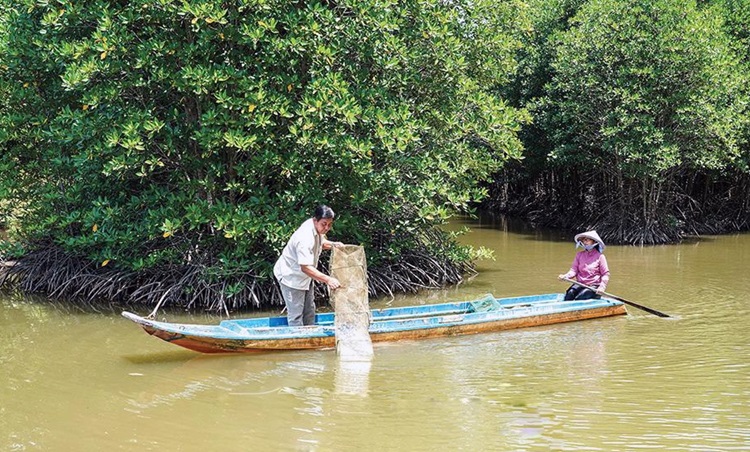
[0,0,528,310]
[492,0,750,244]
[2,0,749,310]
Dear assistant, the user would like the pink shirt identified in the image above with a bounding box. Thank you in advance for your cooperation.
[564,250,610,290]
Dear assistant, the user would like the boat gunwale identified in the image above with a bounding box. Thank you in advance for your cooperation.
[127,303,627,353]
[122,294,625,344]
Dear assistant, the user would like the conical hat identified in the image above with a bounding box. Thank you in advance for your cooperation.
[574,230,605,252]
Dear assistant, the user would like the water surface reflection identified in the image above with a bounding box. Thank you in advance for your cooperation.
[2,220,749,450]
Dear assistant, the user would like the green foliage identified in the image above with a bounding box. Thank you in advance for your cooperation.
[541,0,748,178]
[504,0,587,106]
[710,0,750,170]
[500,0,589,175]
[711,0,750,63]
[484,0,750,244]
[0,1,528,281]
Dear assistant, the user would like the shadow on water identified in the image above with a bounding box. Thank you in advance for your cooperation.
[121,346,321,365]
[2,288,145,316]
[462,211,715,246]
[2,287,283,324]
[122,350,206,365]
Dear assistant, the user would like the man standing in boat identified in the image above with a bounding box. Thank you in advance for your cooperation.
[274,205,344,326]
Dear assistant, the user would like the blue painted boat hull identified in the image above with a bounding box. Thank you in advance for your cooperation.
[122,293,627,353]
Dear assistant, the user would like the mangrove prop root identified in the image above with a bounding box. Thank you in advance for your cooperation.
[0,246,472,313]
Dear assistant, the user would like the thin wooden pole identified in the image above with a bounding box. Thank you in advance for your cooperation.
[561,277,671,318]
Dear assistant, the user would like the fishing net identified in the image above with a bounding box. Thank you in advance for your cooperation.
[330,245,373,360]
[470,294,502,312]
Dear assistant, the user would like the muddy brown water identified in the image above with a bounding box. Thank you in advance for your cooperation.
[2,215,748,450]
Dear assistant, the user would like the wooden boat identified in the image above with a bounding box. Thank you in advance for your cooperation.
[121,293,626,354]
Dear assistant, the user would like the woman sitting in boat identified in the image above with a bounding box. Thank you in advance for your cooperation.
[274,205,344,326]
[558,230,610,301]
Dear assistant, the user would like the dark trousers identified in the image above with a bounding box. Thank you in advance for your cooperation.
[564,284,601,301]
[279,282,316,326]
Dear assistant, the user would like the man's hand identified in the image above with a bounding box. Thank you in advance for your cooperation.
[322,240,345,250]
[327,276,341,290]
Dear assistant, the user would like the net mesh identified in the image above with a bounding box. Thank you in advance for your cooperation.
[470,294,501,312]
[330,245,373,360]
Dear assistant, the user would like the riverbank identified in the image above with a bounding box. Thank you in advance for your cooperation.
[0,240,471,314]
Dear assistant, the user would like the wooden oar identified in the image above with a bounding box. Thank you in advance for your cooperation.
[560,277,671,318]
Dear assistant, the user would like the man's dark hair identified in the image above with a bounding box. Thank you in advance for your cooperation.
[313,205,335,220]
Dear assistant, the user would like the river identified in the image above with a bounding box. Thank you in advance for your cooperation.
[1,215,748,451]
